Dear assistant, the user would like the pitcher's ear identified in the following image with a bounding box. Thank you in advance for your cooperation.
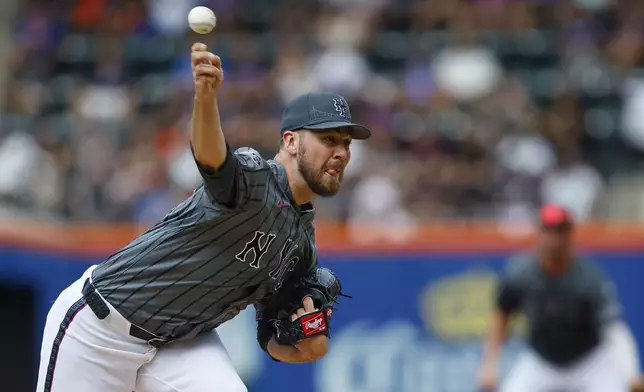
[282,131,299,156]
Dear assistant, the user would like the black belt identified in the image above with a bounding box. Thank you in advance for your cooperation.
[81,278,169,348]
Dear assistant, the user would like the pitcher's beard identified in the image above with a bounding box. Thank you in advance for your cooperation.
[297,148,342,197]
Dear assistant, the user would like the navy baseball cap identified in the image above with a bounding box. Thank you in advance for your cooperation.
[280,92,371,140]
[539,203,573,230]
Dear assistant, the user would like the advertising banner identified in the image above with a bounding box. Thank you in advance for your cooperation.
[1,221,643,391]
[1,248,643,392]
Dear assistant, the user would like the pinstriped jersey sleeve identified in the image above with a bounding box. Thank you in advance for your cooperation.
[254,300,281,361]
[194,145,271,209]
[583,261,622,325]
[495,254,531,313]
[596,279,621,325]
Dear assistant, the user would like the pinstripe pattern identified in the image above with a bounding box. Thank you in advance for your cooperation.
[498,254,619,365]
[91,147,317,340]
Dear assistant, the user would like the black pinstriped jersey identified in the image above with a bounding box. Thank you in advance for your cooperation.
[92,146,318,341]
[497,254,621,365]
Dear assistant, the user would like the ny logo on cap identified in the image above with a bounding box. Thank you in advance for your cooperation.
[332,97,349,119]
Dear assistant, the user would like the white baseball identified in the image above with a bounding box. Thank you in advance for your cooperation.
[188,6,217,34]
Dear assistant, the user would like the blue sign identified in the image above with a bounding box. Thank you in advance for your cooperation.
[1,248,643,392]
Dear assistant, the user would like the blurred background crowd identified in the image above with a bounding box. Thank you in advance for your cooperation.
[1,0,644,230]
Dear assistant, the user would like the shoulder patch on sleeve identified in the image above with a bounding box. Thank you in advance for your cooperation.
[234,147,267,171]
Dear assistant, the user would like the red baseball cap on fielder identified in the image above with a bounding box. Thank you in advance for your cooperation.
[539,203,573,230]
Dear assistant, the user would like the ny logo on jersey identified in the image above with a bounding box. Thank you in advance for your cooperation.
[236,232,301,286]
[269,239,299,289]
[235,231,277,269]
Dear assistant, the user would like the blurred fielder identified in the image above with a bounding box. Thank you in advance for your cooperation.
[479,204,644,392]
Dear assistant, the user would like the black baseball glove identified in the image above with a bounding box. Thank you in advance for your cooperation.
[271,267,349,345]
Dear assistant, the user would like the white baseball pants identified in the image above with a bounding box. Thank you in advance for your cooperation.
[36,265,248,392]
[501,345,628,392]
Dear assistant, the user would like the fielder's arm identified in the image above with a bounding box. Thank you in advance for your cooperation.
[482,310,511,360]
[481,266,524,370]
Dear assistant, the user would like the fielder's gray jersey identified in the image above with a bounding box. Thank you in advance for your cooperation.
[91,146,317,341]
[496,254,621,365]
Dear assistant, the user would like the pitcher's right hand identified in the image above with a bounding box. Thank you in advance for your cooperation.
[191,42,223,99]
